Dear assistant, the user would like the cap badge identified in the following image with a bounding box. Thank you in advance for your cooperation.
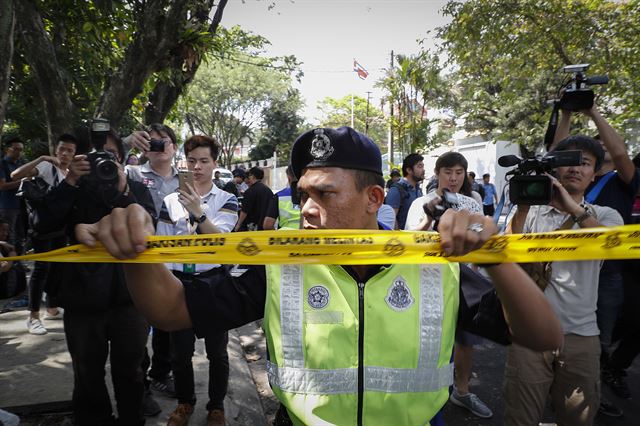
[310,129,334,161]
[307,285,330,309]
[385,276,414,311]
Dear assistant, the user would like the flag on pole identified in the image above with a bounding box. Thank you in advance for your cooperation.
[353,59,369,80]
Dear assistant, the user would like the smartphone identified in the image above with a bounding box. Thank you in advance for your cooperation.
[178,170,194,192]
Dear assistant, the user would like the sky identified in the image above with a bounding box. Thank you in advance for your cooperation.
[223,0,451,123]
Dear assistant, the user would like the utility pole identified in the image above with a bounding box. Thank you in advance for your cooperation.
[365,91,371,135]
[350,93,355,128]
[388,50,394,165]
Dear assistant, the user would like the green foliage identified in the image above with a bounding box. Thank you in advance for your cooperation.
[249,89,305,165]
[317,95,387,151]
[436,0,640,149]
[375,51,453,155]
[179,50,301,168]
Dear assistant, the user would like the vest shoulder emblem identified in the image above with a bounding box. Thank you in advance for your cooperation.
[307,285,330,309]
[385,276,414,311]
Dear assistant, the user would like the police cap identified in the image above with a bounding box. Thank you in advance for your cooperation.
[290,126,382,180]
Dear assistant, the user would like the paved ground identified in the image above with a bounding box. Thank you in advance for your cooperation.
[2,296,639,425]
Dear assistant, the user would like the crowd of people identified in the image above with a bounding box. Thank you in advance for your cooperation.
[0,106,638,425]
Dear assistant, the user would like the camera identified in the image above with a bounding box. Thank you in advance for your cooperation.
[499,150,583,205]
[556,64,608,111]
[82,118,120,193]
[423,188,460,223]
[149,139,165,152]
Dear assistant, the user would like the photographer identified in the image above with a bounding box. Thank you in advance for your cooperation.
[507,135,623,426]
[39,126,155,426]
[405,152,492,420]
[551,105,639,408]
[125,123,180,405]
[11,133,78,335]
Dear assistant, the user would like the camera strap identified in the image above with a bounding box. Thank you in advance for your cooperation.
[543,102,561,151]
[585,171,616,204]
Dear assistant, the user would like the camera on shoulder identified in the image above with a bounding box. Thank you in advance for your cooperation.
[498,150,582,205]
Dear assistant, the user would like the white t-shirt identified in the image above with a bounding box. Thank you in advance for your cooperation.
[522,203,623,336]
[157,183,238,273]
[35,161,65,187]
[404,191,482,230]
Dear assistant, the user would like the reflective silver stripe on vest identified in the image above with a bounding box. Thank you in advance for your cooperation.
[364,265,451,393]
[365,363,453,393]
[275,264,452,394]
[280,265,304,368]
[267,361,358,395]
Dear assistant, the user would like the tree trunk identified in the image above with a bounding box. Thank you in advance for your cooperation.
[0,0,16,140]
[144,0,228,124]
[15,0,73,151]
[96,0,191,128]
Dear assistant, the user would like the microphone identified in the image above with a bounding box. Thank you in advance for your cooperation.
[498,155,521,167]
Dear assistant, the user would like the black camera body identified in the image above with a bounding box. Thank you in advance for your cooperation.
[149,139,165,152]
[499,150,583,205]
[557,64,608,112]
[423,188,460,220]
[82,118,120,193]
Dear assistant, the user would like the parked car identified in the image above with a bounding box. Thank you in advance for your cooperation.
[214,167,233,185]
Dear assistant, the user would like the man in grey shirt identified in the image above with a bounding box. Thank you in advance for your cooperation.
[124,123,180,413]
[508,135,623,426]
[125,123,180,216]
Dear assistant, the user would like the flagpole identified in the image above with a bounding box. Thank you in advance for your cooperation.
[351,93,354,128]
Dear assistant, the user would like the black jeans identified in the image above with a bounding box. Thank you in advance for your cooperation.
[64,306,148,426]
[141,328,172,387]
[170,327,229,410]
[27,235,66,312]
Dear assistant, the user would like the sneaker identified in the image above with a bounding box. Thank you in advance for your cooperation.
[207,408,226,426]
[151,376,176,398]
[143,389,161,417]
[26,318,47,335]
[167,403,194,426]
[449,388,493,418]
[599,397,623,417]
[602,368,631,399]
[43,308,64,320]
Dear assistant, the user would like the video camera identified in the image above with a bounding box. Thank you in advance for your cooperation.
[556,64,608,112]
[499,150,582,205]
[82,118,120,193]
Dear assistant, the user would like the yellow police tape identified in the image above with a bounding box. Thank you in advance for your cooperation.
[4,224,640,265]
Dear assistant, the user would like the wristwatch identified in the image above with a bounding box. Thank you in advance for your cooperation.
[195,212,207,224]
[572,205,592,225]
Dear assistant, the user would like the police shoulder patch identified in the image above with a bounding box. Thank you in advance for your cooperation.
[307,285,330,309]
[385,276,414,311]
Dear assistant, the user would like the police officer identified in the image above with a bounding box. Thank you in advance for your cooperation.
[263,165,301,230]
[76,127,563,426]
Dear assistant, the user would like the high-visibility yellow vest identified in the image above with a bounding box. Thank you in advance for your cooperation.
[264,263,460,425]
[277,190,300,230]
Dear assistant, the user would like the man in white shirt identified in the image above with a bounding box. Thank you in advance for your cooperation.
[156,135,238,426]
[508,135,623,425]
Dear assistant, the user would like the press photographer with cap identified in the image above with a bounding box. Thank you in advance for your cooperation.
[76,126,562,426]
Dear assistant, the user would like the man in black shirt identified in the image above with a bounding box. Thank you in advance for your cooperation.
[76,126,562,425]
[234,166,273,231]
[42,130,155,426]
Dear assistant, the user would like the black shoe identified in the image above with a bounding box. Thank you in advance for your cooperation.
[599,397,623,417]
[143,390,161,417]
[603,368,632,399]
[150,375,176,398]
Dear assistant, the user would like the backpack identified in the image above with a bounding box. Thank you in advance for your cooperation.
[385,181,410,210]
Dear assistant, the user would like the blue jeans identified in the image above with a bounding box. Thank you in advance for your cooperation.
[596,271,624,350]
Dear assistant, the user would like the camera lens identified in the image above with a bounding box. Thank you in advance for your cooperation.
[95,159,119,181]
[523,181,547,198]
